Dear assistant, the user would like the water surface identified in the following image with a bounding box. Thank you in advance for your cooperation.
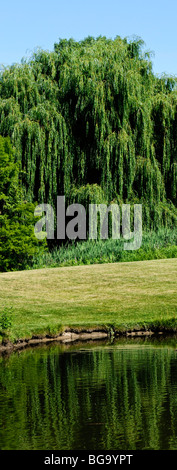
[1,336,177,450]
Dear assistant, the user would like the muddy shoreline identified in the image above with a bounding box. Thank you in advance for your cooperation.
[0,326,172,354]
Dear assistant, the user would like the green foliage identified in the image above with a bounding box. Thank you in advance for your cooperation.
[0,37,177,271]
[0,307,12,330]
[0,136,46,271]
[0,36,176,232]
[32,227,177,269]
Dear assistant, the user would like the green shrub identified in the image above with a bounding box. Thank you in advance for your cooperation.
[0,136,47,272]
[0,307,12,330]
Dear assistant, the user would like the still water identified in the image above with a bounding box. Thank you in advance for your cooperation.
[1,337,177,450]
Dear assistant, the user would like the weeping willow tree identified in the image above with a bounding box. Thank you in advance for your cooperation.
[0,35,176,232]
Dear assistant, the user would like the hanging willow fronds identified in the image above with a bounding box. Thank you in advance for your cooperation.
[0,36,176,229]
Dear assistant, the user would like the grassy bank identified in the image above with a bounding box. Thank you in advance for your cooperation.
[31,228,177,269]
[0,258,177,343]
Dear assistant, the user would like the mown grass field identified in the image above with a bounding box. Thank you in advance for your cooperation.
[0,258,177,342]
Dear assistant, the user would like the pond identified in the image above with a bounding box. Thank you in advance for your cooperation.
[1,336,177,450]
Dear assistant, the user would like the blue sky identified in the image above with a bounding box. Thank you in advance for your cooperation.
[1,0,177,76]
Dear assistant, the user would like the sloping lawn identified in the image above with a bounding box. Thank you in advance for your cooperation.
[0,258,177,342]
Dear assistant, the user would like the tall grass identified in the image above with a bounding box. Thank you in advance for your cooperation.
[31,227,177,269]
